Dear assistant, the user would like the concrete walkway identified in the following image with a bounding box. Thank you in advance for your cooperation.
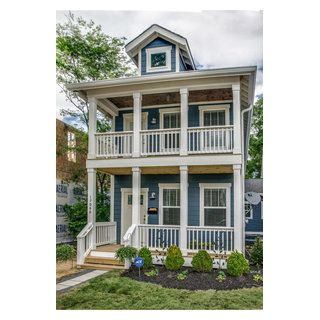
[56,270,107,292]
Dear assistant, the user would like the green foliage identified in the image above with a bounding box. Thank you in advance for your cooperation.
[144,269,159,277]
[164,245,185,271]
[138,247,153,269]
[56,244,76,262]
[246,96,263,178]
[64,194,109,239]
[253,273,263,283]
[176,270,188,281]
[250,237,263,266]
[216,271,226,282]
[115,246,138,263]
[191,250,213,273]
[227,251,250,277]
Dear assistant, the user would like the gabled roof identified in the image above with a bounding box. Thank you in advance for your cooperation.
[125,24,196,70]
[245,179,263,194]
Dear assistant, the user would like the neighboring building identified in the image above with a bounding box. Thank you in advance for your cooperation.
[245,178,263,243]
[67,24,257,267]
[56,119,87,244]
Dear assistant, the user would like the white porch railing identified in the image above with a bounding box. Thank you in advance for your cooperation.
[188,125,234,153]
[95,131,133,157]
[123,224,137,247]
[137,224,181,250]
[187,226,234,253]
[140,128,180,156]
[95,222,117,246]
[77,223,94,265]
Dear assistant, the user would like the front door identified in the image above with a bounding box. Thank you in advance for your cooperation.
[121,190,147,242]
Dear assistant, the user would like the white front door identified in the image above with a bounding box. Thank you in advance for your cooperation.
[121,190,147,242]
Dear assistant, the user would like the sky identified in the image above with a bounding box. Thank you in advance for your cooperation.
[56,10,263,122]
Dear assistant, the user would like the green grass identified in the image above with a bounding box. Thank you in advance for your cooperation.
[56,270,263,310]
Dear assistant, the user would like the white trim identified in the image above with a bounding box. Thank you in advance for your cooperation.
[146,46,172,73]
[159,107,181,129]
[175,47,180,72]
[110,175,115,222]
[123,112,148,131]
[244,201,253,220]
[138,51,142,76]
[120,187,149,243]
[199,183,231,227]
[199,104,230,126]
[158,183,180,225]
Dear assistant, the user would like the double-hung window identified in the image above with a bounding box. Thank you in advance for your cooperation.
[160,184,180,225]
[67,131,76,162]
[146,46,172,73]
[200,183,231,227]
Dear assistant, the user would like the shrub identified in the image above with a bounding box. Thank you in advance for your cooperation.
[164,245,185,271]
[144,268,158,277]
[227,251,250,277]
[115,246,137,263]
[253,273,263,283]
[138,247,153,269]
[250,237,263,266]
[56,244,76,262]
[191,250,213,272]
[216,271,226,282]
[176,270,188,281]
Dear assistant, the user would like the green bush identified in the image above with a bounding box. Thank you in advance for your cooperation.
[191,250,213,272]
[250,237,263,266]
[56,244,76,262]
[164,245,185,271]
[227,251,250,277]
[138,247,153,269]
[115,246,138,263]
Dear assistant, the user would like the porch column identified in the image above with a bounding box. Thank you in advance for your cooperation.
[110,175,115,222]
[233,164,243,252]
[87,168,96,249]
[133,92,142,158]
[132,166,141,247]
[232,84,241,154]
[88,97,97,159]
[180,88,189,156]
[180,165,188,256]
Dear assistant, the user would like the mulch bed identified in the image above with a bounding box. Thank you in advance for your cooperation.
[122,265,262,291]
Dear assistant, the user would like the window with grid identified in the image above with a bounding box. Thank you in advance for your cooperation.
[203,188,227,226]
[203,110,226,126]
[162,188,180,225]
[67,131,76,162]
[245,202,253,219]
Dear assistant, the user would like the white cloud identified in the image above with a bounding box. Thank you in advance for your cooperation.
[56,10,263,116]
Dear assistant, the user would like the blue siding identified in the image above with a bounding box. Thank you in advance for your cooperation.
[179,54,187,71]
[114,173,234,243]
[245,201,263,233]
[141,37,176,75]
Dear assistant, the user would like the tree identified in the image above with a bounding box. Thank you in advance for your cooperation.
[246,96,263,178]
[56,12,137,221]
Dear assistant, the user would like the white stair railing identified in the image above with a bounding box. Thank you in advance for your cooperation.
[77,223,94,265]
[187,226,234,253]
[123,224,137,247]
[95,222,117,246]
[95,131,133,157]
[188,125,234,154]
[140,128,180,156]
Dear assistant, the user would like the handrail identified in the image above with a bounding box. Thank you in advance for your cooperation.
[188,125,234,130]
[95,131,133,135]
[186,226,234,230]
[140,128,180,133]
[77,223,93,238]
[123,224,137,246]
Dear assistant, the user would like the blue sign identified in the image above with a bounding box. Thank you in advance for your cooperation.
[134,256,144,268]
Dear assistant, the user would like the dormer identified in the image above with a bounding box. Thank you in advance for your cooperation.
[125,24,196,76]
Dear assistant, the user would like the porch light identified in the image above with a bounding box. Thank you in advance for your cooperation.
[151,118,157,124]
[150,192,156,200]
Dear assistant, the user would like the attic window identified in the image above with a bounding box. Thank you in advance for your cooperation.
[146,46,171,72]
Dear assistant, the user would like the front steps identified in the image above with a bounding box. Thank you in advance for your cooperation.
[78,252,125,271]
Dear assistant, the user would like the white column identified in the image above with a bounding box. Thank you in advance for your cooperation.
[132,167,141,247]
[133,92,142,157]
[233,164,243,252]
[87,168,96,249]
[110,175,115,222]
[180,165,188,256]
[180,88,189,156]
[88,97,97,159]
[232,84,241,154]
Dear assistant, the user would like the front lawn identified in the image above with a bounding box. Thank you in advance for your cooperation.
[56,270,263,310]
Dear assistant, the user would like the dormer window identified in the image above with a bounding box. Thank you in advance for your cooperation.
[146,46,171,73]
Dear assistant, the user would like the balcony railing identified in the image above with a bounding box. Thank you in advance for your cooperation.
[95,125,234,158]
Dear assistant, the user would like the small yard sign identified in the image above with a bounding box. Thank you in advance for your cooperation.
[134,256,144,277]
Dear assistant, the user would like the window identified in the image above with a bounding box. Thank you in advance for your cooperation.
[163,112,180,129]
[67,131,76,162]
[127,194,144,205]
[199,105,230,126]
[200,183,231,227]
[245,201,253,219]
[146,46,172,72]
[160,184,180,225]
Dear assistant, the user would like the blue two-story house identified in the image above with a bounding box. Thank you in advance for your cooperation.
[67,24,256,268]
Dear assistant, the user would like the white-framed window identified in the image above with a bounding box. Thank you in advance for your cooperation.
[67,131,76,162]
[159,108,180,129]
[146,46,172,73]
[123,112,148,131]
[245,201,253,219]
[159,183,180,225]
[199,183,231,227]
[199,105,230,126]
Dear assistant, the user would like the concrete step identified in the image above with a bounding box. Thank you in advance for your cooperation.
[85,256,124,266]
[79,263,125,271]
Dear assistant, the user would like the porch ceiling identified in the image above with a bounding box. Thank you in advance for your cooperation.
[106,88,233,109]
[97,165,233,175]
